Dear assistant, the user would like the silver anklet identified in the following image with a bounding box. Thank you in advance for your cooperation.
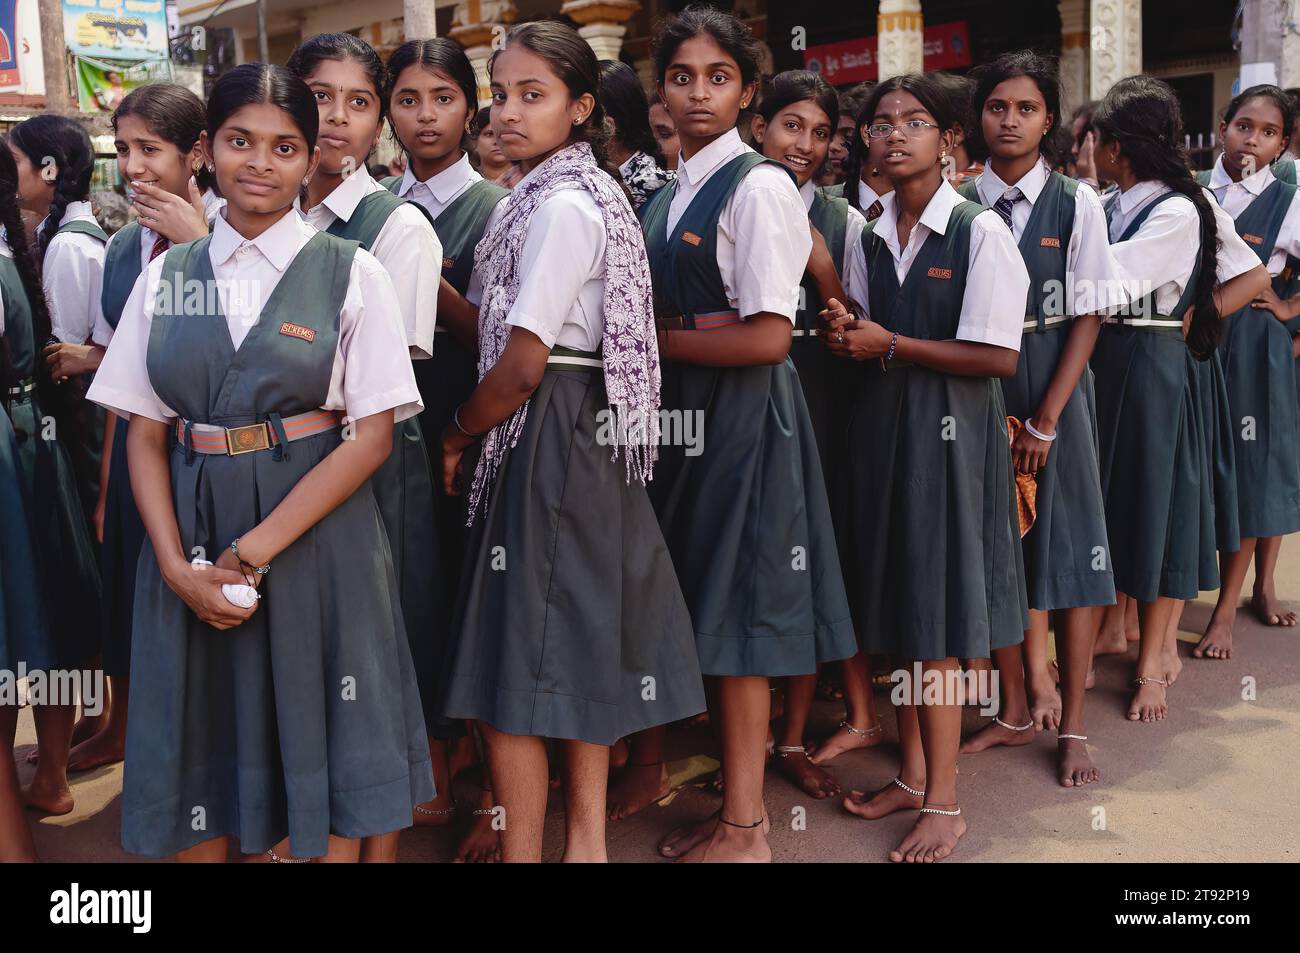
[893,775,925,798]
[919,805,962,817]
[840,720,883,738]
[414,804,456,816]
[994,716,1034,731]
[775,745,808,757]
[1058,733,1088,742]
[265,848,311,864]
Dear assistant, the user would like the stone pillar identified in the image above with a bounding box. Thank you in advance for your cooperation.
[562,0,641,61]
[404,0,439,40]
[1089,0,1142,101]
[1059,0,1089,111]
[1282,0,1300,88]
[449,0,517,105]
[877,0,924,81]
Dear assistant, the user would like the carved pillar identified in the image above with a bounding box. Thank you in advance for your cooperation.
[1089,0,1142,101]
[877,0,924,81]
[1059,0,1089,111]
[561,0,641,61]
[449,0,517,105]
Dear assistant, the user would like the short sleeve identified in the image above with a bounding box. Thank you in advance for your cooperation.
[369,202,442,360]
[1108,196,1202,294]
[86,257,176,422]
[842,204,870,318]
[504,191,605,349]
[955,209,1030,351]
[726,164,811,321]
[43,232,106,345]
[1067,183,1129,316]
[336,249,424,423]
[1206,188,1263,282]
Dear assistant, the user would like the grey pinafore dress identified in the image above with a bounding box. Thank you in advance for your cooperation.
[122,232,433,858]
[324,189,442,729]
[52,218,109,520]
[639,153,857,676]
[0,254,100,670]
[436,200,707,745]
[1202,174,1300,539]
[958,174,1116,611]
[1092,192,1217,601]
[385,174,507,738]
[98,222,150,677]
[846,200,1028,660]
[0,399,47,673]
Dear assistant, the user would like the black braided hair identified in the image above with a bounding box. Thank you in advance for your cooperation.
[1094,75,1222,360]
[8,115,96,258]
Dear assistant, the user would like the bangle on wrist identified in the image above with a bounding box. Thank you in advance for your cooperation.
[230,537,270,576]
[453,403,486,440]
[1025,418,1057,442]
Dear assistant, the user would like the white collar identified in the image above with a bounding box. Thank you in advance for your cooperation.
[676,128,747,188]
[872,178,966,256]
[209,206,306,271]
[38,199,95,234]
[1208,154,1274,196]
[799,179,817,211]
[399,152,477,203]
[1116,179,1169,216]
[314,165,377,222]
[977,157,1050,206]
[858,179,883,209]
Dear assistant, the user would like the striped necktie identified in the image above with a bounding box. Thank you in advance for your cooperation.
[149,233,170,262]
[993,187,1022,233]
[865,199,883,222]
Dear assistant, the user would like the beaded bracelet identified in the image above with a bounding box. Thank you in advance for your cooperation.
[230,537,270,576]
[885,331,899,366]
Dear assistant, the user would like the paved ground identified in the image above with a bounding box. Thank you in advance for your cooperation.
[16,540,1300,863]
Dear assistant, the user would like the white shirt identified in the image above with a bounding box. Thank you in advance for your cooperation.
[1206,156,1300,274]
[858,179,888,213]
[88,207,421,425]
[42,200,106,345]
[91,190,224,347]
[396,152,505,307]
[301,165,441,360]
[500,156,608,352]
[666,128,811,321]
[0,234,9,336]
[799,179,870,316]
[1107,179,1262,315]
[866,179,1029,351]
[973,158,1128,316]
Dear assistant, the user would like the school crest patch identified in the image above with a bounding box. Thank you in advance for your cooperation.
[927,266,953,279]
[1040,236,1061,248]
[279,322,316,343]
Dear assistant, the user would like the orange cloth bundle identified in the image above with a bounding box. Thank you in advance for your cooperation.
[1006,416,1037,538]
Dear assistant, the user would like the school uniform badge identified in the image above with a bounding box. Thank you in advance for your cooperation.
[279,322,316,343]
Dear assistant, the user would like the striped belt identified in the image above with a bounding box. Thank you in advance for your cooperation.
[657,310,742,331]
[547,346,602,371]
[5,377,35,399]
[1103,315,1184,332]
[792,327,822,337]
[1022,314,1073,331]
[176,409,342,456]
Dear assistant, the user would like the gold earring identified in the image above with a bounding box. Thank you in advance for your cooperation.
[940,150,947,163]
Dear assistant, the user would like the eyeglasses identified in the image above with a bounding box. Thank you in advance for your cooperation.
[865,119,940,139]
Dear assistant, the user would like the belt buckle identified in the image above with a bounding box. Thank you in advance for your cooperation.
[656,314,685,331]
[225,422,271,455]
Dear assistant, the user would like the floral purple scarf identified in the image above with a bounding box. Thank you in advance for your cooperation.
[467,141,660,524]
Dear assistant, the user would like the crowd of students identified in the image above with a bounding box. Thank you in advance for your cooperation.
[1,3,1296,864]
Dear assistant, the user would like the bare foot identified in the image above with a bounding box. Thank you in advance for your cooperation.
[1027,672,1062,731]
[412,799,457,828]
[1163,645,1184,685]
[808,720,882,765]
[678,820,771,863]
[21,777,74,816]
[773,747,841,799]
[609,738,629,771]
[841,776,924,820]
[1250,591,1297,627]
[1193,620,1233,660]
[1127,677,1168,723]
[66,729,125,773]
[888,810,966,863]
[959,717,1035,753]
[607,761,670,820]
[1057,736,1100,787]
[1049,659,1095,690]
[658,812,718,859]
[25,713,106,765]
[453,794,501,863]
[1093,624,1128,656]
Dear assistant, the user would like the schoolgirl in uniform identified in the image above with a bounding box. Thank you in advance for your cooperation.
[598,59,674,211]
[384,37,510,857]
[285,34,446,857]
[0,144,55,857]
[825,73,1031,861]
[1,131,101,817]
[953,51,1125,787]
[1089,75,1267,723]
[635,6,856,862]
[748,68,874,799]
[435,20,705,863]
[10,116,109,521]
[87,63,434,862]
[836,92,894,220]
[1192,85,1300,656]
[469,106,519,187]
